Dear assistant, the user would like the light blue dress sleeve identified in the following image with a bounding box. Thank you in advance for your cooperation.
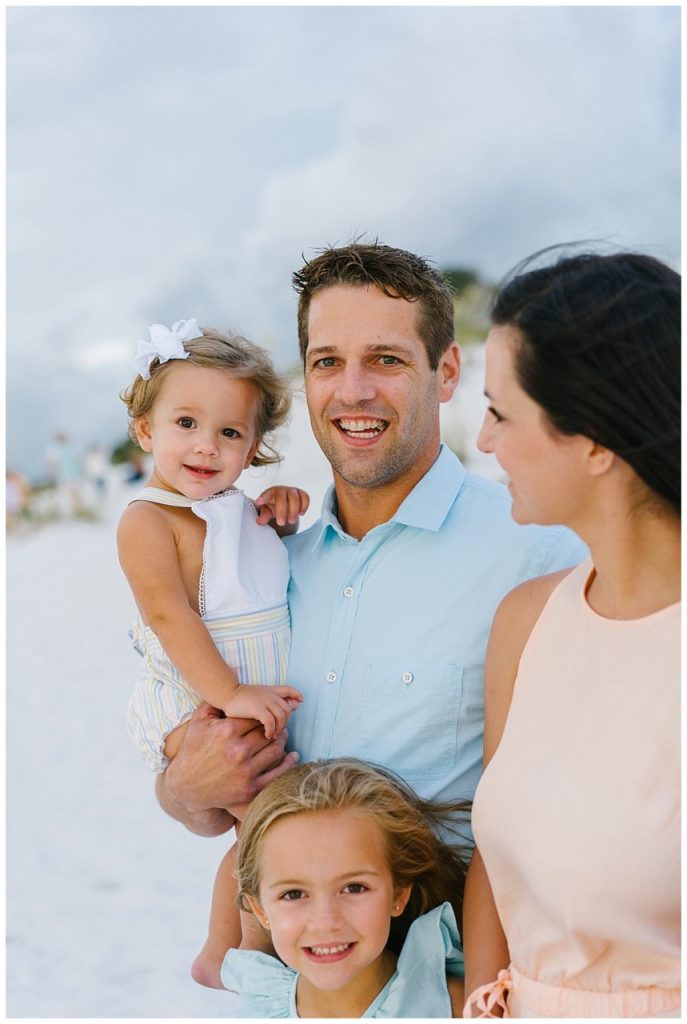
[371,902,463,1018]
[220,948,297,1018]
[220,902,463,1019]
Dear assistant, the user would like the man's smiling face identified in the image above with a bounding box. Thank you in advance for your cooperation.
[304,284,459,495]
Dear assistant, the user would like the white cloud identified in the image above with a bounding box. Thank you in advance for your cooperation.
[6,5,680,477]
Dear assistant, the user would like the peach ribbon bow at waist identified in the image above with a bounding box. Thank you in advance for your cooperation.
[464,968,512,1018]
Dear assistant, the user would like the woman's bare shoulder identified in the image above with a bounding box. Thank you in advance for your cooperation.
[495,567,573,633]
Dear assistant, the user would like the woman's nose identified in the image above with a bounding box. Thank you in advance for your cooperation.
[476,413,494,454]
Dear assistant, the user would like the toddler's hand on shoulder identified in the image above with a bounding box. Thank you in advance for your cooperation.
[254,486,310,535]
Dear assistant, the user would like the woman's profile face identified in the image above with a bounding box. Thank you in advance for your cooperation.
[477,325,590,528]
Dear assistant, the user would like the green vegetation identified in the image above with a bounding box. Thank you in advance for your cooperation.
[442,265,494,347]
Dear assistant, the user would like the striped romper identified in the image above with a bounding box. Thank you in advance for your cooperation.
[126,486,291,773]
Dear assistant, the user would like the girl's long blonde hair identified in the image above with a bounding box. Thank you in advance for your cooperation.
[237,758,470,952]
[120,327,291,466]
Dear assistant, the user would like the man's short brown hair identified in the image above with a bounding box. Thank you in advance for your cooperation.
[292,241,455,369]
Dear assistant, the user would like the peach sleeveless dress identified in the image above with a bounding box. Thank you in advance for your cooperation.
[467,560,680,1017]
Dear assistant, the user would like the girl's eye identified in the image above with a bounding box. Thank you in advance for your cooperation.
[488,406,503,424]
[178,417,195,429]
[343,882,368,895]
[280,889,305,901]
[222,428,240,438]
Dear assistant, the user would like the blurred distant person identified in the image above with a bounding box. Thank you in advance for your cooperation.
[124,445,148,484]
[44,431,82,516]
[83,442,108,495]
[6,469,29,530]
[83,442,109,516]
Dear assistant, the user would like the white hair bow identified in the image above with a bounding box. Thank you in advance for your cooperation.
[133,318,203,380]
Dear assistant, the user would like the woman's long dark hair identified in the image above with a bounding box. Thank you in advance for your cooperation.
[492,248,680,513]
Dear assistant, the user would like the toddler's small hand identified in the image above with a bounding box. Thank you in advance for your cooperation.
[225,684,303,740]
[254,486,310,530]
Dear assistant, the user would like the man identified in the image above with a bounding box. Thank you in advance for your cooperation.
[158,241,584,828]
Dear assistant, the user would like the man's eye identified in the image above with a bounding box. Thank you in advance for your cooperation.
[314,357,336,369]
[281,889,305,901]
[379,355,400,365]
[222,428,240,438]
[343,883,367,894]
[178,417,195,429]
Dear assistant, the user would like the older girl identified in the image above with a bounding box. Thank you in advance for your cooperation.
[463,251,680,1017]
[223,758,470,1017]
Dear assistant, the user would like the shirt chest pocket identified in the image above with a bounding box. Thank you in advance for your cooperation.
[355,661,464,781]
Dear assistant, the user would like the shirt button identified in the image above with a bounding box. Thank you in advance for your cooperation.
[326,671,337,683]
[343,586,355,598]
[402,671,414,685]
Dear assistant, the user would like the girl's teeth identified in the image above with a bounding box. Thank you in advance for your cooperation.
[310,943,351,955]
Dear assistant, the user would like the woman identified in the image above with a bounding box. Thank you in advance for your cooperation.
[463,250,680,1018]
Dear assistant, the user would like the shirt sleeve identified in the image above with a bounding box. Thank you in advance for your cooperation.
[374,903,462,1018]
[220,948,296,1018]
[524,526,589,579]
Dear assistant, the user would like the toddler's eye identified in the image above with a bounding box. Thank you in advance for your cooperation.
[178,417,195,429]
[281,889,305,901]
[343,883,368,894]
[222,428,240,439]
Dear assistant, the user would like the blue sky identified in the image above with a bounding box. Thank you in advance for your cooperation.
[6,5,680,479]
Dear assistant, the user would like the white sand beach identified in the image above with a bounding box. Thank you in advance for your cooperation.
[6,357,500,1018]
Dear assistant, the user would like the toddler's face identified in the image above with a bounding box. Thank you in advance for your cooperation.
[136,362,261,500]
[249,809,410,999]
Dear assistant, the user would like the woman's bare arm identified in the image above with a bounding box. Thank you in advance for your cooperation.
[463,571,569,1010]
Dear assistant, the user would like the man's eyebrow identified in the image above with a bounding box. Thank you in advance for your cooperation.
[306,345,338,358]
[307,342,414,358]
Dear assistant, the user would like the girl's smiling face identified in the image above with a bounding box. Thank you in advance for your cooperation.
[476,324,592,528]
[135,362,260,500]
[248,809,410,1008]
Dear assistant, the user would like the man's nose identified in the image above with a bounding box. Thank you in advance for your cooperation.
[334,363,376,406]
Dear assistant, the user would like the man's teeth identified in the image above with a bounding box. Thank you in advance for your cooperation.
[309,943,352,956]
[338,418,386,438]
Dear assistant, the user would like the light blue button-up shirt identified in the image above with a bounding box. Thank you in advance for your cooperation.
[284,445,586,809]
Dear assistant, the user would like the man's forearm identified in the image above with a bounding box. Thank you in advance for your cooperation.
[155,772,235,837]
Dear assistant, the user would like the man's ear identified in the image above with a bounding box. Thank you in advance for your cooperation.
[438,342,461,403]
[246,894,271,931]
[391,884,413,917]
[134,417,153,453]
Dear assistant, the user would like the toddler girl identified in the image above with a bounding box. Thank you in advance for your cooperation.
[223,757,470,1018]
[118,318,307,984]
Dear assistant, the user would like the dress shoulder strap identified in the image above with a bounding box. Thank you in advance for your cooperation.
[129,486,195,508]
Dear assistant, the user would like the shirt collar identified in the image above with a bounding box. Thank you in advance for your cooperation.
[312,444,467,543]
[392,444,466,531]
